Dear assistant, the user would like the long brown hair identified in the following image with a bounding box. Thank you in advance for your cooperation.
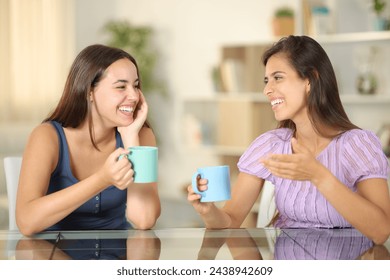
[262,35,359,137]
[44,44,150,149]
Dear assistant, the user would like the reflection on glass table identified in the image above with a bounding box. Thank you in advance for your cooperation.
[1,228,389,260]
[13,230,161,260]
[275,228,390,260]
[196,228,390,260]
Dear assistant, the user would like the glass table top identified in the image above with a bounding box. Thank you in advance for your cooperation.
[0,227,389,260]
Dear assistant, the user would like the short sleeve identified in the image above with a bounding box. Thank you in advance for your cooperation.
[237,128,293,179]
[341,129,389,183]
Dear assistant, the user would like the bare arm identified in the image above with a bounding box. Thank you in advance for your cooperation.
[16,238,71,260]
[126,230,161,260]
[225,229,263,260]
[124,126,161,229]
[16,124,134,236]
[261,138,390,244]
[188,172,264,229]
[315,173,390,245]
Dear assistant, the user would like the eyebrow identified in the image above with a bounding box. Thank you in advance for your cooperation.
[113,79,129,84]
[113,78,139,85]
[264,71,286,80]
[270,71,286,76]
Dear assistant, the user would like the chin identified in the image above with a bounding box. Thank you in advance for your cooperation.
[117,119,134,127]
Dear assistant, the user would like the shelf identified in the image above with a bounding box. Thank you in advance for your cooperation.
[217,93,268,102]
[182,145,246,157]
[183,92,268,103]
[341,94,390,104]
[220,31,390,47]
[214,145,247,156]
[184,93,390,104]
[315,31,390,44]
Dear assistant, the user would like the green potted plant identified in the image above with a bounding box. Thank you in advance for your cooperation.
[272,7,295,37]
[372,0,388,30]
[101,20,166,96]
[373,0,386,15]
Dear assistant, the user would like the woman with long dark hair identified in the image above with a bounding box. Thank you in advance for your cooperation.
[188,36,390,244]
[17,44,161,235]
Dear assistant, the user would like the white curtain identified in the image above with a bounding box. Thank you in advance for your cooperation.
[0,0,75,122]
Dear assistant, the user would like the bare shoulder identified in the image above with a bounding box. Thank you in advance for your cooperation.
[25,122,59,159]
[29,122,58,144]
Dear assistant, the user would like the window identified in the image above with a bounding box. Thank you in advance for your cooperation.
[0,0,75,122]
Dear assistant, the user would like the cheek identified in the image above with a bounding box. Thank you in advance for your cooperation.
[94,95,122,113]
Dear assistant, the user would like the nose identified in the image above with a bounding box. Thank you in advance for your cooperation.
[263,82,273,96]
[125,86,139,100]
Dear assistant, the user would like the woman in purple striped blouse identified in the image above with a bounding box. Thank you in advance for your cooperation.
[188,35,390,244]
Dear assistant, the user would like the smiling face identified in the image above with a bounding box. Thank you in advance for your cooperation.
[263,53,310,124]
[90,58,140,128]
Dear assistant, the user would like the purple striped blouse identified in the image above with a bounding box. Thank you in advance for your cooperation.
[238,128,389,228]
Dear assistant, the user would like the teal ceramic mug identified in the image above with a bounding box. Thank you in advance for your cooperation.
[192,165,231,202]
[121,146,158,183]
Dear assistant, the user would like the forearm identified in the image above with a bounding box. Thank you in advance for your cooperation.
[17,172,109,235]
[226,230,263,260]
[126,183,161,229]
[121,135,140,148]
[200,204,233,229]
[313,168,390,244]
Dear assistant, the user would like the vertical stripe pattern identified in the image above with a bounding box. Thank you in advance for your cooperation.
[238,128,389,228]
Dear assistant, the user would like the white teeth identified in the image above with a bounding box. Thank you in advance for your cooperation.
[119,106,134,113]
[271,99,284,106]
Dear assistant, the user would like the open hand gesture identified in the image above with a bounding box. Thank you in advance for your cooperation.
[259,138,326,181]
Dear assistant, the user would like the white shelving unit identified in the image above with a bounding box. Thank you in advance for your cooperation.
[316,30,390,44]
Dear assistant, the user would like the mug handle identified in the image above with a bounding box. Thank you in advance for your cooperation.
[192,172,204,197]
[118,154,127,161]
[118,148,132,161]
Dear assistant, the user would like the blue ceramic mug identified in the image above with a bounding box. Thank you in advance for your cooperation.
[120,146,158,183]
[192,165,231,202]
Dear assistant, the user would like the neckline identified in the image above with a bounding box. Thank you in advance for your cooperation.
[56,123,122,183]
[289,130,344,159]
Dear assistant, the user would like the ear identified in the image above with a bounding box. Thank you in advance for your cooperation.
[89,92,93,102]
[305,79,311,96]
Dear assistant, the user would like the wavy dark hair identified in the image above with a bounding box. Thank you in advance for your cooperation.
[262,35,359,137]
[44,44,150,150]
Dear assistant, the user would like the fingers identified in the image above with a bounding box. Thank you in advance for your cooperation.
[261,154,296,164]
[137,91,148,116]
[187,182,208,202]
[112,147,129,162]
[187,185,201,201]
[113,165,134,190]
[260,154,298,179]
[105,148,135,189]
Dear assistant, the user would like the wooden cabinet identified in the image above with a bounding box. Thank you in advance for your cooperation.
[218,45,270,93]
